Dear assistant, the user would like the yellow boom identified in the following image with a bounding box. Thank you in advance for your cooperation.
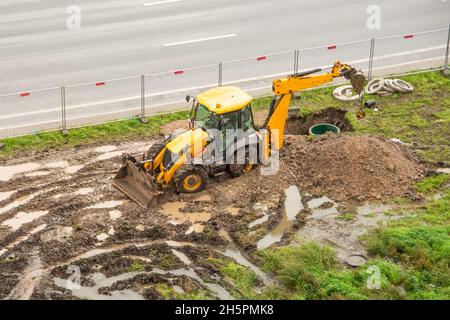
[264,61,362,152]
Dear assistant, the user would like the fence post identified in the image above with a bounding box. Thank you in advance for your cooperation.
[218,63,223,86]
[60,86,68,135]
[140,75,148,123]
[294,50,299,73]
[368,38,376,81]
[443,24,450,77]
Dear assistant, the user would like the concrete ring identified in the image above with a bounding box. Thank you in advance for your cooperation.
[387,79,408,93]
[365,78,385,94]
[333,85,361,101]
[377,90,393,96]
[393,79,414,92]
[383,80,397,93]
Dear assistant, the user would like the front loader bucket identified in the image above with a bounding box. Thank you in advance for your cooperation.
[113,158,158,208]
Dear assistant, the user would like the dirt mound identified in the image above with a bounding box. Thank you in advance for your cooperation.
[284,134,424,202]
[212,134,424,204]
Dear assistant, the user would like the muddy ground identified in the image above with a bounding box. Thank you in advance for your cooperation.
[0,112,428,300]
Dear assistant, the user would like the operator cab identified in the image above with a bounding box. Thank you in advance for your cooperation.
[188,86,255,134]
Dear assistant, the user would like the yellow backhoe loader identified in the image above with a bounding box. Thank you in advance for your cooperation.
[113,61,365,207]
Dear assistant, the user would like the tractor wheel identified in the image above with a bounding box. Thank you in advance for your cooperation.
[228,148,256,178]
[175,165,209,194]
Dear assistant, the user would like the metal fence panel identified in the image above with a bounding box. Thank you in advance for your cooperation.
[222,51,296,96]
[372,29,448,77]
[0,28,448,138]
[0,88,61,138]
[65,76,141,128]
[298,40,372,86]
[145,64,219,114]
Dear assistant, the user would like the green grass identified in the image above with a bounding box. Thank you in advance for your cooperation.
[252,184,450,300]
[129,260,145,272]
[0,111,189,157]
[416,174,450,194]
[154,283,214,300]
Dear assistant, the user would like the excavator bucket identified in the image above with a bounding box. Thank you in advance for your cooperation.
[113,157,158,208]
[349,71,366,95]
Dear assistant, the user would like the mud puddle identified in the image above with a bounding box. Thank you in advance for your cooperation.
[54,272,145,300]
[257,186,303,250]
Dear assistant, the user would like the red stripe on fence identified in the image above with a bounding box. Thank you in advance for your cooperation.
[257,56,267,61]
[96,82,106,86]
[174,70,184,75]
[327,45,337,50]
[404,34,414,39]
[20,92,30,97]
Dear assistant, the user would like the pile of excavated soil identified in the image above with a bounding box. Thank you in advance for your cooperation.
[211,134,425,204]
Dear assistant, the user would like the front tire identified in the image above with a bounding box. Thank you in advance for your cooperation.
[175,165,209,194]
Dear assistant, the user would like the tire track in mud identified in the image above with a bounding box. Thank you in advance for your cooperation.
[0,141,273,300]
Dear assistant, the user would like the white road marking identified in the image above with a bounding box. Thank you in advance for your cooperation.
[143,0,183,7]
[164,33,237,47]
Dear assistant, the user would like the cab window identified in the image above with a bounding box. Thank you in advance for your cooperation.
[241,105,254,131]
[194,104,219,130]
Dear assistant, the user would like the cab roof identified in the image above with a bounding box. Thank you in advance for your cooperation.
[197,86,253,115]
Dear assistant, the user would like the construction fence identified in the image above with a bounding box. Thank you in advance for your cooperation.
[0,27,449,139]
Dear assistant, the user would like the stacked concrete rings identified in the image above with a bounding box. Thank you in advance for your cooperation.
[365,78,414,96]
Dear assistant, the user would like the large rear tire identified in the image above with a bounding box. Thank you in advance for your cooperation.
[174,165,209,194]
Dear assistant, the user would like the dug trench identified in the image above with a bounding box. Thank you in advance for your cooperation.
[0,109,427,300]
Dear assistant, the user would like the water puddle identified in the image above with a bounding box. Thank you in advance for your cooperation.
[284,186,304,219]
[0,163,41,181]
[25,171,50,177]
[226,206,240,216]
[307,196,334,209]
[96,151,123,161]
[96,233,109,242]
[218,229,233,242]
[0,195,32,216]
[257,186,302,250]
[185,223,205,234]
[310,206,339,219]
[171,249,192,265]
[152,267,231,300]
[95,145,118,153]
[7,248,44,300]
[0,188,53,216]
[109,210,122,221]
[0,191,15,202]
[248,215,269,229]
[222,249,270,284]
[161,201,211,224]
[53,272,144,300]
[87,200,123,209]
[45,161,69,169]
[0,224,47,257]
[2,210,49,231]
[75,188,95,196]
[66,165,84,174]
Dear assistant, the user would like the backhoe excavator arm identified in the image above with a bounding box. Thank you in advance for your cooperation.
[263,61,362,154]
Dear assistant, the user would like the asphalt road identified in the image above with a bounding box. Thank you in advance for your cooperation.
[0,0,448,95]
